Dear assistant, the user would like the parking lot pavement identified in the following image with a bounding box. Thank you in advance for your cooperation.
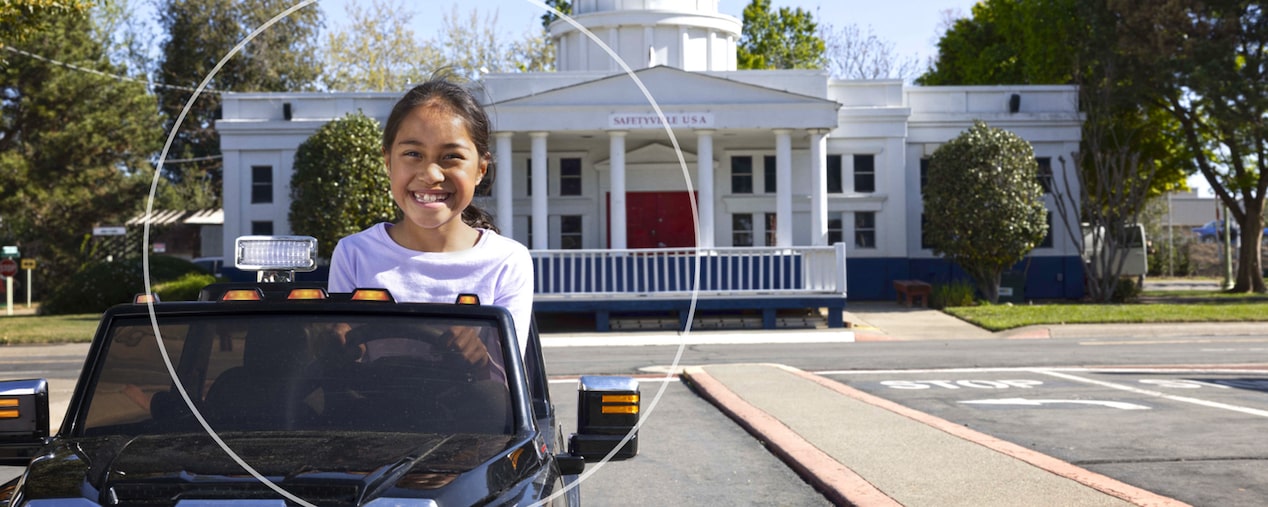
[684,363,1188,507]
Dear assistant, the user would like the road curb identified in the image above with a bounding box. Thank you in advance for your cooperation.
[681,365,901,507]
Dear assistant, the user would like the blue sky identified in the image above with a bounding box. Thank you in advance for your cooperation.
[317,0,980,64]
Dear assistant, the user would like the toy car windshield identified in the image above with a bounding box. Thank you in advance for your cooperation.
[80,313,512,437]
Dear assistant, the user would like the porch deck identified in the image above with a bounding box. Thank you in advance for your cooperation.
[531,245,848,331]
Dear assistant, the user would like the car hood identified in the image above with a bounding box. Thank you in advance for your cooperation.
[19,431,543,505]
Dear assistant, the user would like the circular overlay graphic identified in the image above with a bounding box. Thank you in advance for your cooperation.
[140,2,702,505]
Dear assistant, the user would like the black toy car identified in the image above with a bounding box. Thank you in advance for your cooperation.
[0,236,639,506]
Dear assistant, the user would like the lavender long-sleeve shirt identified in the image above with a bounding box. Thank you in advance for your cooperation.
[328,223,534,355]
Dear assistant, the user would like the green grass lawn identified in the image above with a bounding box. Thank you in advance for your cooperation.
[0,313,100,345]
[945,301,1268,331]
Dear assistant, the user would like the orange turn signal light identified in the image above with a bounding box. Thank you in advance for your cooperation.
[600,405,639,415]
[0,398,17,408]
[351,289,393,302]
[287,288,327,300]
[134,293,160,304]
[602,394,639,404]
[0,410,18,419]
[455,293,480,305]
[221,289,263,301]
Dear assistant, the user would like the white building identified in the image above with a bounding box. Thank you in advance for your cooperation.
[218,0,1084,302]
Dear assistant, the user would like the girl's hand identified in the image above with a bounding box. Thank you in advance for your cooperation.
[446,326,490,367]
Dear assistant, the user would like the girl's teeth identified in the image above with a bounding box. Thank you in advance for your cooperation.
[415,192,446,203]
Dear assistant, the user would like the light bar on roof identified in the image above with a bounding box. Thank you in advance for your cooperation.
[234,235,318,272]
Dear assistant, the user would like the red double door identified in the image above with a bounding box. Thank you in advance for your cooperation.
[608,191,697,249]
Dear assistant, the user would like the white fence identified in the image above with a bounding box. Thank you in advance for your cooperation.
[531,244,847,300]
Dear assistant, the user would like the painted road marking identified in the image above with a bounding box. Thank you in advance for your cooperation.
[959,398,1150,410]
[817,366,1268,418]
[1032,369,1268,418]
[879,379,1043,390]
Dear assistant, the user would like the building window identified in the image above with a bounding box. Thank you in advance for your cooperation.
[854,155,875,193]
[1039,211,1054,248]
[828,214,843,245]
[251,165,272,204]
[855,212,876,249]
[827,155,843,193]
[526,158,533,197]
[731,156,753,194]
[560,158,582,196]
[732,214,753,246]
[763,155,776,194]
[920,158,929,195]
[251,220,273,235]
[560,215,582,249]
[1036,157,1053,193]
[764,213,777,246]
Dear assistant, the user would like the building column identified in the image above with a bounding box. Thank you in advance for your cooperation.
[774,129,793,247]
[530,132,549,250]
[609,131,628,250]
[494,132,514,240]
[696,129,715,248]
[808,129,829,246]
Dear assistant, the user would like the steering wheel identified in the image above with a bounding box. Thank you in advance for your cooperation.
[344,323,480,383]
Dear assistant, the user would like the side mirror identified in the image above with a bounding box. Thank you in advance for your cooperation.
[0,379,50,466]
[568,376,638,461]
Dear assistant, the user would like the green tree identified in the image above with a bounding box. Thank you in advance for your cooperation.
[155,0,324,209]
[924,121,1049,303]
[918,0,1034,85]
[1112,0,1268,293]
[0,0,91,46]
[539,0,571,31]
[736,0,825,70]
[288,112,395,260]
[0,11,163,296]
[915,0,1192,301]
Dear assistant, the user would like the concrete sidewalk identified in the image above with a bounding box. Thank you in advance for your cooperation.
[683,363,1190,507]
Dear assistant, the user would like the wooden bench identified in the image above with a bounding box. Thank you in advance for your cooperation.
[893,280,932,308]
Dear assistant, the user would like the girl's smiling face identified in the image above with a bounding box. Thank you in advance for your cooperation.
[385,100,488,247]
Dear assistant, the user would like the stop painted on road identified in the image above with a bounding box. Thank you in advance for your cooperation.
[880,379,1045,390]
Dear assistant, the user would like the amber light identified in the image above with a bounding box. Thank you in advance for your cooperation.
[287,288,327,300]
[351,289,393,302]
[602,394,639,404]
[455,293,480,305]
[600,405,639,415]
[0,399,17,407]
[221,289,263,301]
[133,293,160,304]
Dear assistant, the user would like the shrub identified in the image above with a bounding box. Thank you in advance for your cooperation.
[932,281,976,309]
[289,112,396,260]
[1111,277,1142,303]
[1148,236,1194,277]
[153,272,218,301]
[40,256,207,315]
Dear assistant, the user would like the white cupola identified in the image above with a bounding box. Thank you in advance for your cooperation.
[550,0,742,72]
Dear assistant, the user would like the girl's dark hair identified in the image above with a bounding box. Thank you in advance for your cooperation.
[383,74,499,233]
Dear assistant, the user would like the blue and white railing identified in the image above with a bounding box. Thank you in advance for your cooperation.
[530,244,847,300]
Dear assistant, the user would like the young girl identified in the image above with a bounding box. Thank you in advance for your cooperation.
[328,78,534,357]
